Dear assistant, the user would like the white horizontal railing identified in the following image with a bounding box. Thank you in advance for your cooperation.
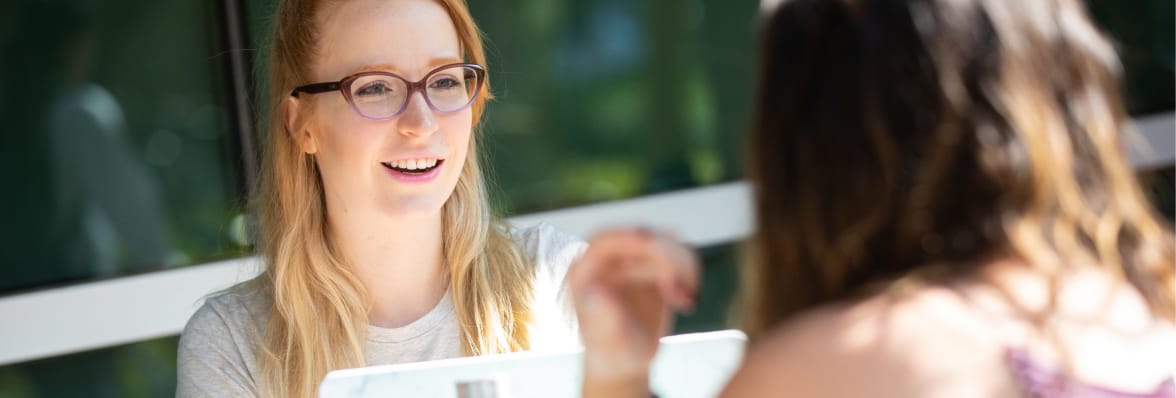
[0,112,1170,365]
[0,258,264,365]
[1130,112,1176,170]
[0,182,753,365]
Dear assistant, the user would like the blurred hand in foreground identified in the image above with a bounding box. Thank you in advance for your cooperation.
[568,228,701,398]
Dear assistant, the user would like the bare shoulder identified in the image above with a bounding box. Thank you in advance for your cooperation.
[720,304,858,398]
[721,288,1012,398]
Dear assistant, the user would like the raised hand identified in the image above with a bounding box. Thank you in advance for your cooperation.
[568,228,701,398]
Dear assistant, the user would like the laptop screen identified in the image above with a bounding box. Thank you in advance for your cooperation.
[319,329,747,398]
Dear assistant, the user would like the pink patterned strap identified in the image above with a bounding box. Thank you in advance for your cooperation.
[1006,348,1175,398]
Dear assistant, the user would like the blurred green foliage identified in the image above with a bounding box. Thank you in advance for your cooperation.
[469,0,756,213]
[0,0,247,293]
[0,337,179,398]
[1086,0,1175,115]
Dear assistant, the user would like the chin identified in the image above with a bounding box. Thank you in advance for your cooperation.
[380,196,448,219]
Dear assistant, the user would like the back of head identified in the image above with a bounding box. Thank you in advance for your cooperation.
[741,0,1175,339]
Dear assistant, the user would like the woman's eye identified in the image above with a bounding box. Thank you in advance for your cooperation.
[430,78,461,90]
[356,82,392,97]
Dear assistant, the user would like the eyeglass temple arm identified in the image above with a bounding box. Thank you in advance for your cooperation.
[290,82,342,97]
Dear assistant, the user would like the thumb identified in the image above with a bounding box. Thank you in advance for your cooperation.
[578,287,663,382]
[577,288,626,347]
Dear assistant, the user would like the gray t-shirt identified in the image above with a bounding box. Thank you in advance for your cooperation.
[176,223,585,397]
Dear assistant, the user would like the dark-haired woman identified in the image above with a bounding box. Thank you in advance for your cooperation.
[569,0,1176,396]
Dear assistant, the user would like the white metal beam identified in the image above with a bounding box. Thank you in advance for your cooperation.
[0,183,752,365]
[0,258,264,365]
[1129,112,1176,170]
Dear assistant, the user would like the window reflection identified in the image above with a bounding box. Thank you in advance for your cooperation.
[1085,0,1174,116]
[0,337,179,398]
[0,1,245,293]
[469,0,758,213]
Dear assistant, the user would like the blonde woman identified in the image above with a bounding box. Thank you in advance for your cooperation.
[176,0,583,396]
[572,0,1176,397]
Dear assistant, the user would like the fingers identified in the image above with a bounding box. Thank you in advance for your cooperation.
[576,287,624,348]
[570,228,701,312]
[650,233,700,310]
[570,227,700,386]
[578,287,655,382]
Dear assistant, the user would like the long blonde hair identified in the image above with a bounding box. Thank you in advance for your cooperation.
[741,0,1174,339]
[254,0,534,396]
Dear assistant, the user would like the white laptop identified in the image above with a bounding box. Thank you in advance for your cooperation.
[319,329,747,398]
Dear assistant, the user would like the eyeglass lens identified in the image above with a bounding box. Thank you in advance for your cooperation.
[348,65,479,119]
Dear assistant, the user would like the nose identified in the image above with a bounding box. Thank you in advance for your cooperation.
[396,91,439,138]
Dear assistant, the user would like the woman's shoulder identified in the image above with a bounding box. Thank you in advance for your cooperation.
[180,280,271,351]
[507,222,587,278]
[177,279,272,396]
[506,222,586,349]
[724,269,1176,397]
[723,287,1014,397]
[191,280,271,331]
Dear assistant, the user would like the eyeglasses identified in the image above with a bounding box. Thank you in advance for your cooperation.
[290,63,486,120]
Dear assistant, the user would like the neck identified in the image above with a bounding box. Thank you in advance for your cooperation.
[328,205,448,329]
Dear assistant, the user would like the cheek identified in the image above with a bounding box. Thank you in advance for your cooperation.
[313,105,378,159]
[442,113,474,158]
[438,116,472,189]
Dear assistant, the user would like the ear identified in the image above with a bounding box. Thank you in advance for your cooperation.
[284,96,318,154]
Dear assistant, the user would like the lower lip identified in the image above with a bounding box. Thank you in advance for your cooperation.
[383,161,444,183]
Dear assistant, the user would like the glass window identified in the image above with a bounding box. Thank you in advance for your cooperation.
[469,0,759,214]
[0,0,248,293]
[1085,0,1174,116]
[0,337,178,398]
[1084,1,1176,219]
[675,244,741,334]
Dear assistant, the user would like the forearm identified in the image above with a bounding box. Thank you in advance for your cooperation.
[581,374,649,398]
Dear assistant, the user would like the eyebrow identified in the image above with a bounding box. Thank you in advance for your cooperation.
[348,56,466,76]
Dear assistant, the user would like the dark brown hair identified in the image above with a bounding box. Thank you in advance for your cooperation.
[741,0,1174,339]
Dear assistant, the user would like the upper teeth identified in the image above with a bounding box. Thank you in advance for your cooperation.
[389,158,438,170]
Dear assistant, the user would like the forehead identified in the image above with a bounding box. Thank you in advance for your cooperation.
[314,0,462,81]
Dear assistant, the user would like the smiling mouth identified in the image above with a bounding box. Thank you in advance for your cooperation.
[381,159,444,174]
